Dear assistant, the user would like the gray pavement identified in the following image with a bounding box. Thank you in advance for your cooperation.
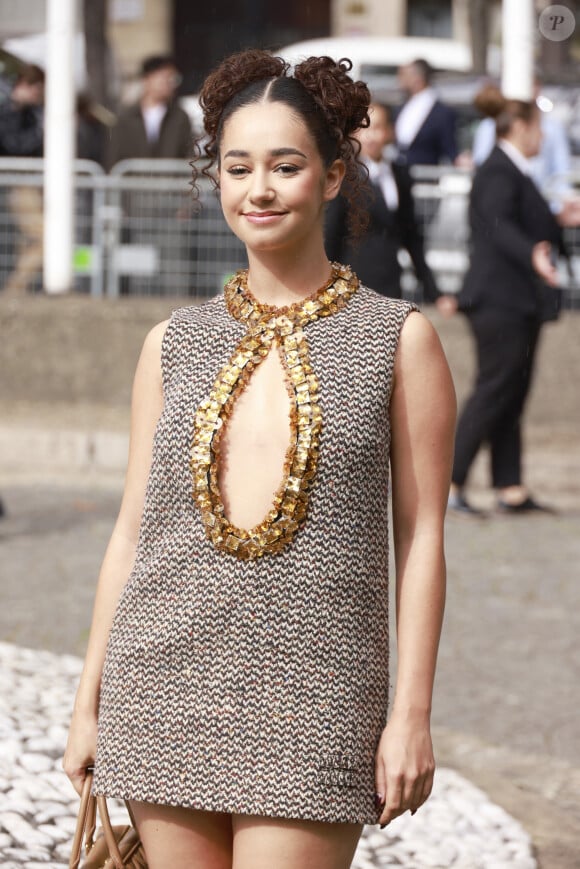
[0,641,537,868]
[0,454,579,867]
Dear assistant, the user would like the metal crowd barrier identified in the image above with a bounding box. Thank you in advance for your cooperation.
[0,158,578,307]
[106,159,246,298]
[0,158,246,301]
[409,164,580,305]
[0,157,107,298]
[408,165,472,295]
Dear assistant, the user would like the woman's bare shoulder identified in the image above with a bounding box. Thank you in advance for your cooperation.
[394,310,456,403]
[397,309,444,357]
[134,319,170,370]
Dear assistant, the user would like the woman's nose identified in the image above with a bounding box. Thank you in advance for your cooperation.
[249,169,274,201]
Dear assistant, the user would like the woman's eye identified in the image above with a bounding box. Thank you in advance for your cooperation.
[227,166,249,176]
[276,164,299,175]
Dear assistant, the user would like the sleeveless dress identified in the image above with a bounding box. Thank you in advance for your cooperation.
[94,265,418,825]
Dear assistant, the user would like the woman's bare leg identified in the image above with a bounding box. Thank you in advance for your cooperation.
[232,814,362,869]
[129,801,233,869]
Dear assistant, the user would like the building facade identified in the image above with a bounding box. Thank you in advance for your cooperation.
[1,1,575,102]
[108,0,495,94]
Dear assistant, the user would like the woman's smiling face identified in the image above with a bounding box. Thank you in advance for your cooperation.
[218,100,344,255]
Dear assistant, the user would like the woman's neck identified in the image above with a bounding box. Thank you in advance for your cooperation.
[244,246,333,308]
[500,134,526,157]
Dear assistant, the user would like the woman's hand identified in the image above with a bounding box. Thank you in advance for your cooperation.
[556,196,580,228]
[62,710,98,795]
[435,294,458,318]
[375,712,435,826]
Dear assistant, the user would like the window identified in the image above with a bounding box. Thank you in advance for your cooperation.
[407,0,452,38]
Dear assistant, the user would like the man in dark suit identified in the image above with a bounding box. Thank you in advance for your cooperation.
[325,102,441,302]
[448,100,564,516]
[395,59,458,167]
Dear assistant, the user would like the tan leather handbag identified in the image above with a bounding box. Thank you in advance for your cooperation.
[69,770,147,869]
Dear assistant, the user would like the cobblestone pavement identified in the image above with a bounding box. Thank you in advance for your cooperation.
[0,643,536,869]
[0,472,578,866]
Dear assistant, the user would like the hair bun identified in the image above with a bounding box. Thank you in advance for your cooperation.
[473,84,505,119]
[293,56,370,137]
[200,49,289,138]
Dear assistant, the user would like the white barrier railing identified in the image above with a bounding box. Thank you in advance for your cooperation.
[0,158,578,304]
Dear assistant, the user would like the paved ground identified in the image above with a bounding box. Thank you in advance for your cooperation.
[0,642,537,868]
[0,449,579,867]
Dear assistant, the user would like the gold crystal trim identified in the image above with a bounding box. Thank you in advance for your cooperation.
[191,263,359,559]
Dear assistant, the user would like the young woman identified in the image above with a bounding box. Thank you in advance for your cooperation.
[448,96,564,516]
[64,49,455,869]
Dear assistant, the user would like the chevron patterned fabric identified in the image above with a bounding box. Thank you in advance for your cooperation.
[94,274,418,824]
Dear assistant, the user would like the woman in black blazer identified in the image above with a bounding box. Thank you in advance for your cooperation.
[449,97,564,515]
[325,102,440,302]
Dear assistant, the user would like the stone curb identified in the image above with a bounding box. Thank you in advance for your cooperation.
[0,426,129,475]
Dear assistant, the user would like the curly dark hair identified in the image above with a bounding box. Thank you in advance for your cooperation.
[192,48,371,237]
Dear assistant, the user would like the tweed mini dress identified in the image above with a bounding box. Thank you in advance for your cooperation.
[94,264,418,825]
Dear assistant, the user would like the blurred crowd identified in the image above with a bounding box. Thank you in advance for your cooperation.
[0,54,193,169]
[0,53,578,516]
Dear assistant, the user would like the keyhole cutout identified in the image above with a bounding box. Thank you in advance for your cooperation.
[218,342,293,531]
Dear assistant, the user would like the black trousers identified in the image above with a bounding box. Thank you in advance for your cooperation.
[452,308,541,489]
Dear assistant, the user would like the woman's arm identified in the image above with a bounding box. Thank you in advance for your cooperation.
[376,311,456,826]
[63,319,168,794]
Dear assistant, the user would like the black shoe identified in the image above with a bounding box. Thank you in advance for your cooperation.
[447,492,486,518]
[496,496,556,515]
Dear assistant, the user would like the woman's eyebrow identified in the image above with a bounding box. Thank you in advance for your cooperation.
[270,148,307,158]
[223,147,308,159]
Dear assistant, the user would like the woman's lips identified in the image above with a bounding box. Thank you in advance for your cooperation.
[243,211,286,224]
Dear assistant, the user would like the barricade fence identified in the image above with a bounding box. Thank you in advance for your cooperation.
[0,158,579,307]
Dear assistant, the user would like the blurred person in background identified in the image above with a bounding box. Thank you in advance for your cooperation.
[76,93,113,167]
[106,55,194,294]
[106,55,192,168]
[395,59,458,167]
[447,96,565,516]
[0,64,44,296]
[325,102,443,304]
[472,82,580,227]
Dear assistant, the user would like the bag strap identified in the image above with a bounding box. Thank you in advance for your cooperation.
[69,769,126,869]
[69,771,97,869]
[97,794,126,869]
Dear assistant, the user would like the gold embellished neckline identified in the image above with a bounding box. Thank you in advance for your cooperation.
[224,263,359,329]
[191,263,359,560]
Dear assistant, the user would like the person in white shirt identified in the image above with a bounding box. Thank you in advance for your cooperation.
[106,55,192,168]
[105,56,194,294]
[395,59,458,167]
[471,82,580,227]
[325,102,442,303]
[448,97,564,516]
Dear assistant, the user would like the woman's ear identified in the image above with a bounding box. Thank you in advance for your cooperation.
[323,159,346,202]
